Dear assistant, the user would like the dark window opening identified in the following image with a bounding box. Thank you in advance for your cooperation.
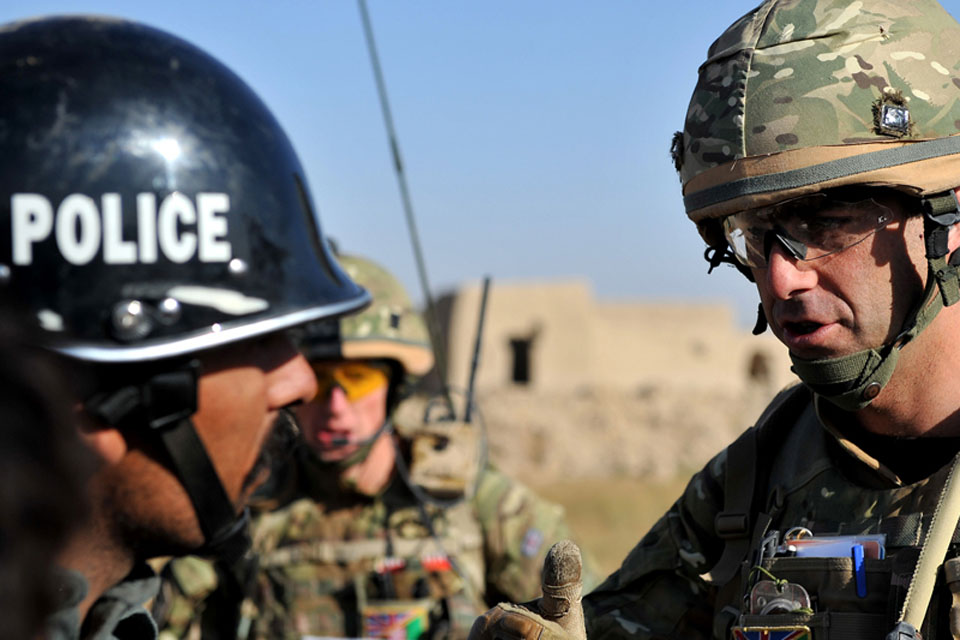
[748,351,771,385]
[510,338,532,384]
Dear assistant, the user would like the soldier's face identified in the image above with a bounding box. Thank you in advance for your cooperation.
[750,195,928,361]
[297,366,389,463]
[103,333,317,553]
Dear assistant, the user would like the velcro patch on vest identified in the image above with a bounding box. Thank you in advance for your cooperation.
[732,626,811,640]
[362,600,431,640]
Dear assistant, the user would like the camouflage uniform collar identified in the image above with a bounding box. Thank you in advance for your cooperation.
[814,394,960,487]
[815,393,905,486]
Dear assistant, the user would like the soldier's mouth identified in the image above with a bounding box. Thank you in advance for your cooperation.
[785,321,823,336]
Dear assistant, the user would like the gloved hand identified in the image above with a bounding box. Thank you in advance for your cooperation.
[469,540,587,640]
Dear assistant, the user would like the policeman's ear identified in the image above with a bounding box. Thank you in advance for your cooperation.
[75,407,128,466]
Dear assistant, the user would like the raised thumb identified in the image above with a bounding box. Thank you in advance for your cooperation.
[538,540,586,640]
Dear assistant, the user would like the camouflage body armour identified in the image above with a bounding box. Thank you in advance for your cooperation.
[583,387,960,639]
[156,433,594,640]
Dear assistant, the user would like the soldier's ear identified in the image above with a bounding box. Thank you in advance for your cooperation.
[950,187,960,254]
[76,408,128,466]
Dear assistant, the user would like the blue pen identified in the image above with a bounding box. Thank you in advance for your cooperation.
[852,543,867,598]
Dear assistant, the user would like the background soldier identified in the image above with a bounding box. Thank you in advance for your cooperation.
[0,15,369,639]
[155,253,596,639]
[471,0,960,638]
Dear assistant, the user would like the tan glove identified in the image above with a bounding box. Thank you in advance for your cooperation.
[469,540,587,640]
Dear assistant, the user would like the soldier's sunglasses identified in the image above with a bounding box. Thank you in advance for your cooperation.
[722,192,897,269]
[311,361,390,402]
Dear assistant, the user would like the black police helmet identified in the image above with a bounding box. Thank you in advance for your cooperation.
[0,16,369,363]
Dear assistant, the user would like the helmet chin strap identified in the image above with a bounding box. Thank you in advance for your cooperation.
[84,361,251,563]
[320,417,394,470]
[790,191,960,412]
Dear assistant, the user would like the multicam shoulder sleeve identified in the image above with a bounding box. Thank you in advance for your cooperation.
[473,465,600,605]
[582,449,728,640]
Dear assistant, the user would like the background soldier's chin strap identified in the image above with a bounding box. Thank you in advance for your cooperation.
[790,191,960,412]
[84,361,251,563]
[322,417,394,471]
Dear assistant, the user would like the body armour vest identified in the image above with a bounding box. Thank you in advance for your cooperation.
[153,434,587,640]
[713,387,960,640]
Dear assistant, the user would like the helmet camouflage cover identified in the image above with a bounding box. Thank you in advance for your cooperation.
[299,254,434,377]
[676,0,960,242]
[676,0,960,412]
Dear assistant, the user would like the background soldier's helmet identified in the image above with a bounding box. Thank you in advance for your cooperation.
[0,16,368,363]
[299,254,434,378]
[675,0,960,244]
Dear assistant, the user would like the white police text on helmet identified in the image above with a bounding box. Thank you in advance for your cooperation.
[11,192,232,265]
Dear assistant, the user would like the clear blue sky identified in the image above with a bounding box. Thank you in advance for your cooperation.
[0,1,867,325]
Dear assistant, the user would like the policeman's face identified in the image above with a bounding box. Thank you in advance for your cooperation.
[749,194,927,362]
[192,333,317,501]
[106,333,317,552]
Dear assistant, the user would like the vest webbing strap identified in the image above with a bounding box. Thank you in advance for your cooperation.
[710,427,757,586]
[258,529,484,568]
[710,384,812,586]
[896,450,960,635]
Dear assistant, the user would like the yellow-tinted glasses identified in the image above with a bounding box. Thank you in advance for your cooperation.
[311,361,391,402]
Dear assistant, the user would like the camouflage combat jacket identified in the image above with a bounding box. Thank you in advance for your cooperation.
[156,443,594,640]
[584,385,960,640]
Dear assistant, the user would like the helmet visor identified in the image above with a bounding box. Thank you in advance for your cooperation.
[722,192,897,269]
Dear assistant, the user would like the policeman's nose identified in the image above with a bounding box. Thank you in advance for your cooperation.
[267,349,318,409]
[763,239,819,300]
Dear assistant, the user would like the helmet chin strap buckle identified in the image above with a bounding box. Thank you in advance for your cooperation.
[922,191,960,307]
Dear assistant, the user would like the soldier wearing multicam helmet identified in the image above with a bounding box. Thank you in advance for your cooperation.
[155,254,596,640]
[469,1,960,639]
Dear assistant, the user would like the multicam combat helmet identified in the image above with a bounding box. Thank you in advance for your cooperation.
[674,0,960,410]
[299,254,434,378]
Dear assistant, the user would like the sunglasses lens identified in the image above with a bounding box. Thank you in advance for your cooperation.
[312,362,389,401]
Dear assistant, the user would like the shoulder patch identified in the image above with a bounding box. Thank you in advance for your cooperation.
[521,527,545,558]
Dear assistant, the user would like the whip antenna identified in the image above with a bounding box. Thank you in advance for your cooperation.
[357,0,455,417]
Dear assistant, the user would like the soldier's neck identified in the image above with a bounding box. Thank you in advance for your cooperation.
[854,309,960,437]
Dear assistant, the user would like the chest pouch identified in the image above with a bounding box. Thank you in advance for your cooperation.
[354,556,476,640]
[732,550,917,639]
